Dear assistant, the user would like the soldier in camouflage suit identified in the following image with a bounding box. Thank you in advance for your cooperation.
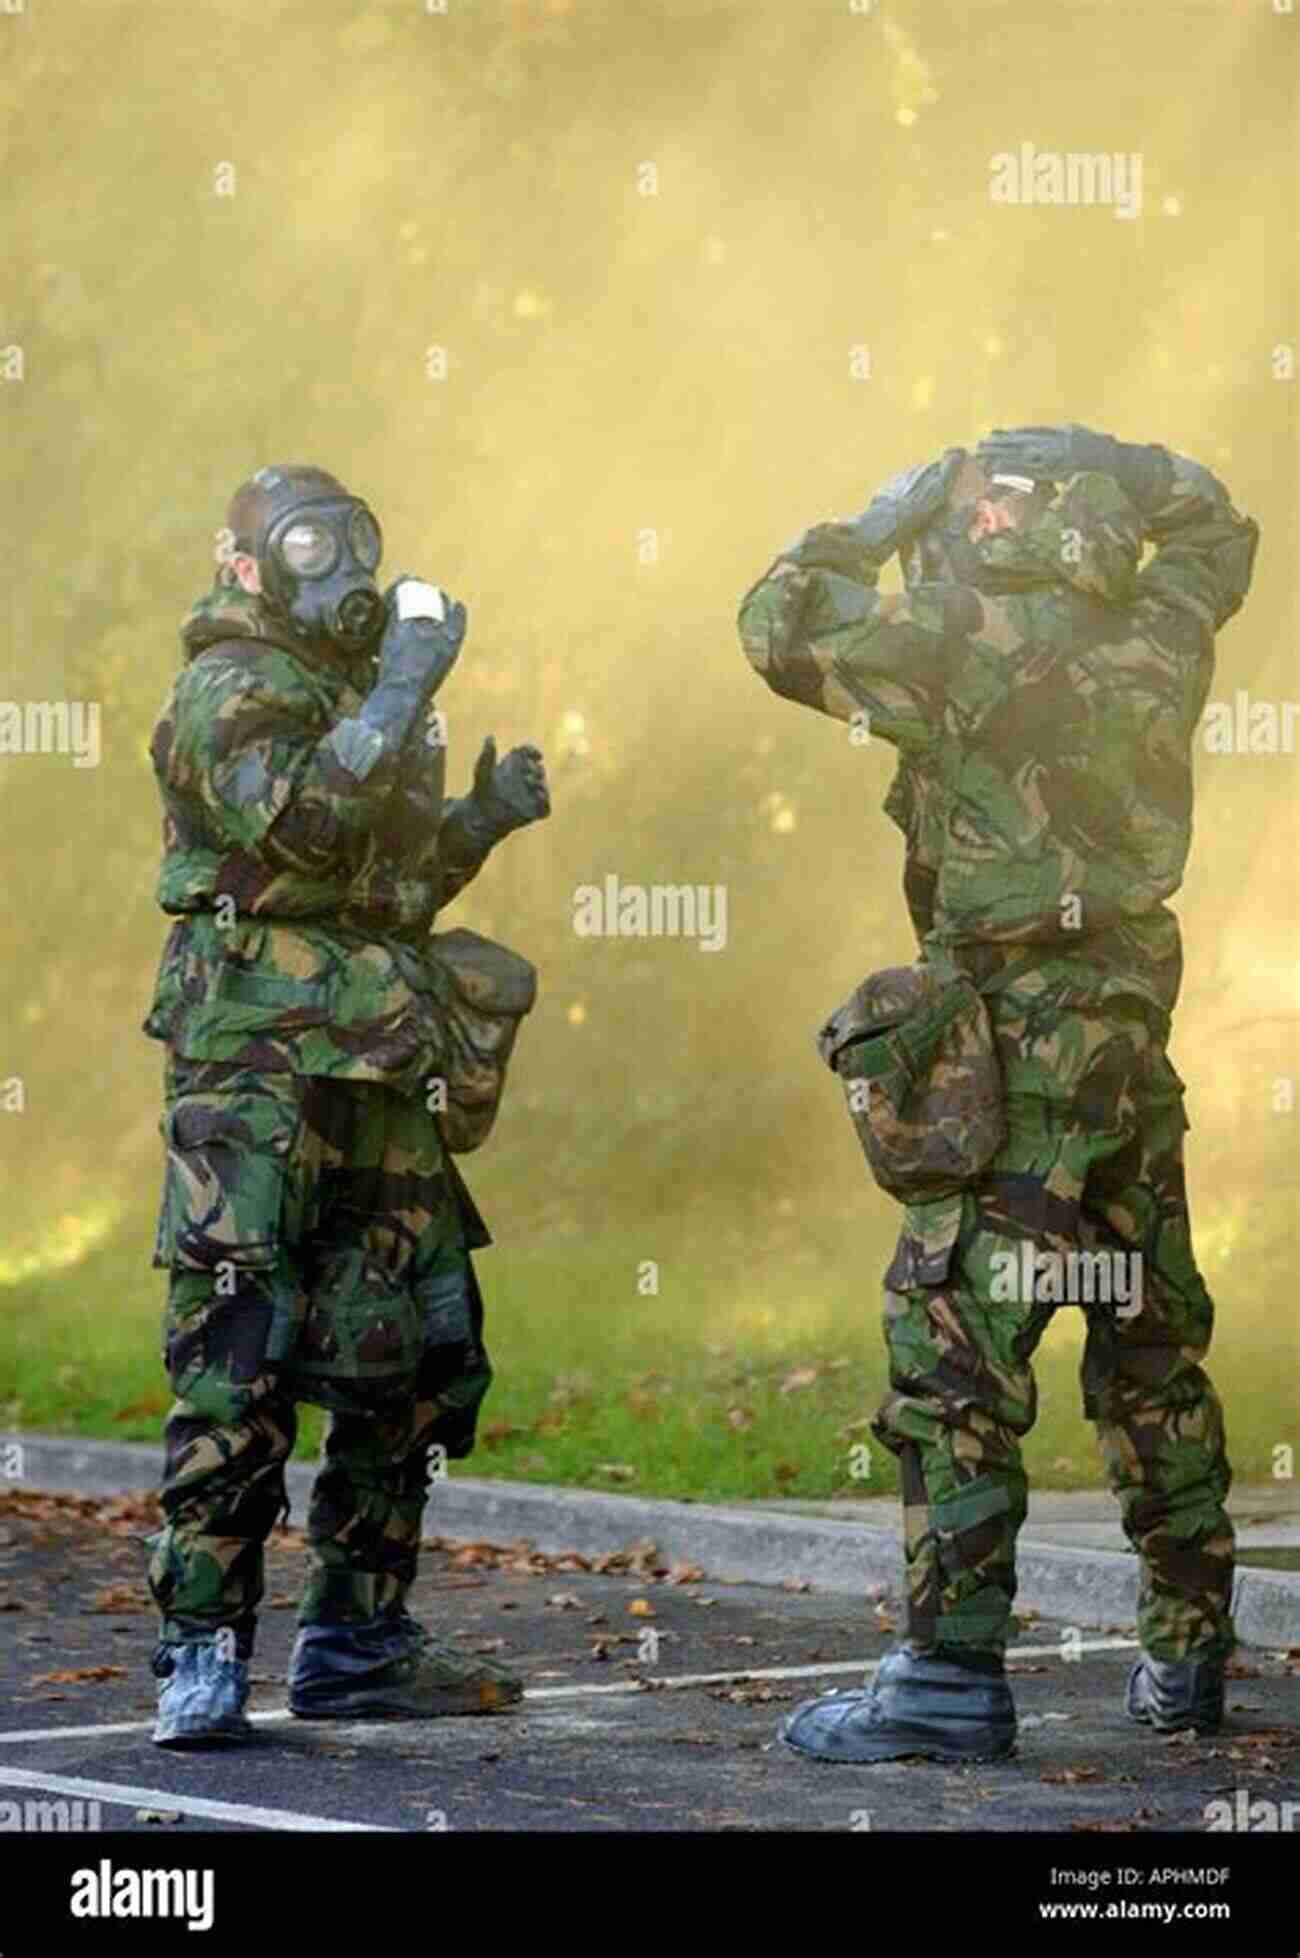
[143,465,548,1745]
[738,425,1259,1762]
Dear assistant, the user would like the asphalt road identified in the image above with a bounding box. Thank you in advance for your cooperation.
[2,1489,1298,1835]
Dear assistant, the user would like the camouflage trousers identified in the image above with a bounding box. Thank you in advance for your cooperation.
[145,1056,493,1657]
[869,976,1234,1666]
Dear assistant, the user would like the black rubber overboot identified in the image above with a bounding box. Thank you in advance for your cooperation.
[782,1640,1017,1764]
[287,1610,523,1719]
[151,1632,255,1749]
[1125,1652,1225,1733]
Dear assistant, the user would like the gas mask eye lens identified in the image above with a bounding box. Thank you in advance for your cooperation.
[349,507,381,571]
[278,520,337,577]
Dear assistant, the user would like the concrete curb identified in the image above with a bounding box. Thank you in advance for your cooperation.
[9,1435,1298,1650]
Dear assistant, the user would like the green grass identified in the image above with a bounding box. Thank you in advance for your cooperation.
[2,1209,1292,1506]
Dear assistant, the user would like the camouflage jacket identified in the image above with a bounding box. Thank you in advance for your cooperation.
[142,586,495,1095]
[738,461,1259,1022]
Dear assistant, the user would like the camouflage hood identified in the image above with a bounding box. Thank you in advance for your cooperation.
[180,582,296,662]
[179,581,374,687]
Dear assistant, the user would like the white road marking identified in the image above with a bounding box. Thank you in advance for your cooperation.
[526,1638,1140,1698]
[0,1764,398,1832]
[0,1637,1139,1744]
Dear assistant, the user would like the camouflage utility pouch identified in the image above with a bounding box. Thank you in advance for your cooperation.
[816,959,1006,1202]
[426,928,538,1153]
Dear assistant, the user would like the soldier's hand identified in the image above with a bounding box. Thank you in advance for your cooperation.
[470,736,551,837]
[978,425,1190,516]
[976,424,1118,483]
[785,448,965,576]
[853,446,967,556]
[375,578,467,702]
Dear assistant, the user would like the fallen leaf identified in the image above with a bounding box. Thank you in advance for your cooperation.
[727,1408,755,1431]
[479,1418,519,1445]
[709,1682,797,1707]
[29,1666,127,1686]
[112,1397,168,1422]
[628,1598,656,1618]
[546,1592,582,1611]
[87,1585,143,1615]
[596,1464,636,1482]
[1040,1766,1105,1785]
[779,1368,818,1395]
[590,1539,664,1577]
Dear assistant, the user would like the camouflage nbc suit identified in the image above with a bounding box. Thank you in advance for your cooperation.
[142,582,507,1658]
[739,452,1259,1667]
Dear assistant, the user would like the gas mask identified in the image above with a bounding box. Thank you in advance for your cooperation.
[901,472,1140,604]
[225,464,386,657]
[901,474,1056,592]
[259,498,384,653]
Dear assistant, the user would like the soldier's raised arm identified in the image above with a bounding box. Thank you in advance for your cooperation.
[1134,453,1260,633]
[434,735,551,908]
[156,582,465,881]
[738,449,973,757]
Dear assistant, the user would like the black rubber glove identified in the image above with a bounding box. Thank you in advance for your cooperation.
[976,424,1175,513]
[859,446,969,554]
[328,579,465,781]
[788,448,966,577]
[453,737,550,853]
